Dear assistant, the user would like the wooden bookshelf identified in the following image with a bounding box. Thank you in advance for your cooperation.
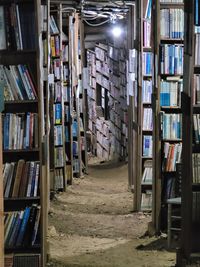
[152,0,184,233]
[176,0,200,265]
[136,0,153,212]
[0,0,48,265]
[86,40,128,162]
[0,116,4,267]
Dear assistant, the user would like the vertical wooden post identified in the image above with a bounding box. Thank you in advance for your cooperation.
[177,0,194,264]
[151,0,162,234]
[0,115,4,267]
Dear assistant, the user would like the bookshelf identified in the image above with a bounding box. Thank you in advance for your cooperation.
[1,0,47,266]
[49,3,67,191]
[176,0,200,265]
[138,0,153,212]
[152,0,184,233]
[86,41,128,162]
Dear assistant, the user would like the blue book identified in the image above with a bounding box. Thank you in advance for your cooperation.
[72,120,78,137]
[25,112,30,149]
[8,211,23,247]
[55,103,62,124]
[16,207,31,247]
[4,114,9,150]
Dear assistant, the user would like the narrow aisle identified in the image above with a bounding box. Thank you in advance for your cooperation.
[48,162,175,267]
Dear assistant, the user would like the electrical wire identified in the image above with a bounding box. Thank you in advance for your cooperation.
[83,18,110,26]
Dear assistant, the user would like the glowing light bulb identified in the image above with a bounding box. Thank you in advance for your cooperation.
[112,26,122,38]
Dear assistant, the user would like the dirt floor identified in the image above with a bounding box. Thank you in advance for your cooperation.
[47,161,176,267]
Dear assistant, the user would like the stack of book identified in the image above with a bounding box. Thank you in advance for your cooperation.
[143,108,152,131]
[160,79,183,107]
[160,9,184,39]
[161,113,182,139]
[1,65,37,101]
[160,44,184,75]
[162,142,182,172]
[4,204,41,248]
[143,135,153,157]
[3,113,38,150]
[192,153,200,183]
[3,161,40,198]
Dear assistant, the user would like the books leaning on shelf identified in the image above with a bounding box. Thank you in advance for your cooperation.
[160,79,183,107]
[143,135,152,157]
[4,204,41,248]
[145,0,152,19]
[192,153,200,183]
[160,44,184,75]
[0,3,36,50]
[0,64,37,101]
[3,113,38,150]
[143,108,152,131]
[161,112,182,139]
[162,142,182,172]
[50,15,59,35]
[142,160,152,185]
[3,160,40,198]
[160,9,184,39]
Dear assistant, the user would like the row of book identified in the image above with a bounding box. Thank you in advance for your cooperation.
[143,135,152,157]
[54,147,64,168]
[54,103,62,125]
[142,52,152,75]
[50,35,60,57]
[193,114,200,144]
[1,64,37,101]
[142,80,152,103]
[160,44,184,75]
[192,153,200,183]
[143,20,151,48]
[160,9,184,39]
[160,79,183,107]
[162,142,182,172]
[55,168,64,190]
[161,112,182,140]
[4,204,40,248]
[143,108,153,131]
[141,160,152,185]
[54,125,63,146]
[50,59,61,80]
[3,160,40,198]
[141,191,152,211]
[0,4,36,50]
[194,74,200,105]
[195,34,200,65]
[3,113,38,150]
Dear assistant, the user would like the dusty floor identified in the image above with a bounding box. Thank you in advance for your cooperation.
[47,161,176,267]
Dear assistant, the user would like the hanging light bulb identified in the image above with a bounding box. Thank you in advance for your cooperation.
[112,25,122,38]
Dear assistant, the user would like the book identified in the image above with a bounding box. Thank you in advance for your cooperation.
[12,159,25,197]
[143,135,152,157]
